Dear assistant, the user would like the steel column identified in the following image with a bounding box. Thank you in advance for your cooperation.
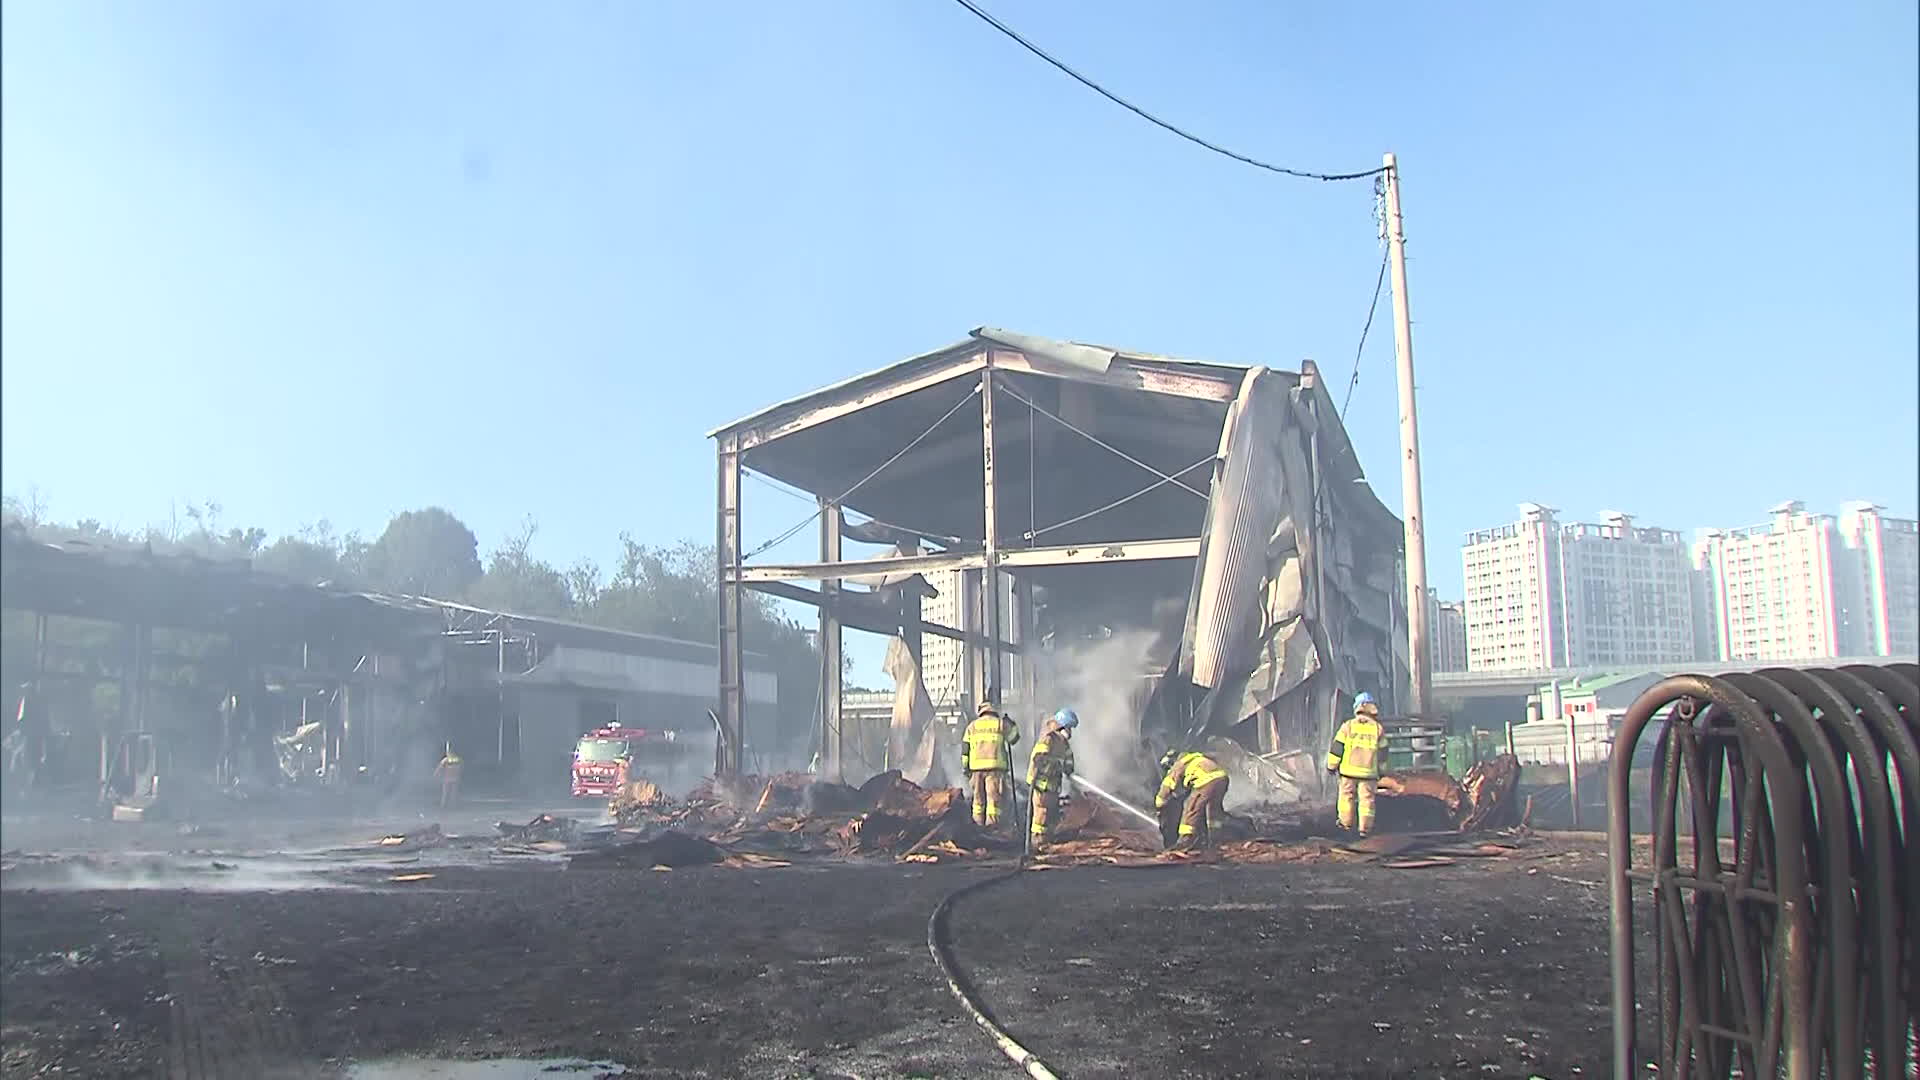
[715,433,746,775]
[819,498,844,782]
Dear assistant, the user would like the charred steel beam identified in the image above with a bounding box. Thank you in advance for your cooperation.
[732,537,1202,582]
[744,579,1018,654]
[715,432,746,776]
[733,352,988,452]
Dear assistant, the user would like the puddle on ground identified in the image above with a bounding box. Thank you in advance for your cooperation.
[347,1060,628,1079]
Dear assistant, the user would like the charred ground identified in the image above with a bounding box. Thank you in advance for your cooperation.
[2,820,1615,1080]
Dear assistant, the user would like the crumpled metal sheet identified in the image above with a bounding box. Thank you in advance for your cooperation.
[882,635,944,787]
[1179,369,1401,749]
[973,327,1116,375]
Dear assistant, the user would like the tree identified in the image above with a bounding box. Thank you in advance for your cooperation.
[363,508,482,598]
[465,518,574,617]
[578,537,822,744]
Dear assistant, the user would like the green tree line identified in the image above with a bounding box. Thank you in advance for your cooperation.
[1,494,824,739]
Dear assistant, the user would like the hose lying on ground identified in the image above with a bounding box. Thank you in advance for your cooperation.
[926,864,1062,1080]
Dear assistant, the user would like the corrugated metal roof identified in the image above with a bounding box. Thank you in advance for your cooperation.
[704,337,979,439]
[706,327,1253,440]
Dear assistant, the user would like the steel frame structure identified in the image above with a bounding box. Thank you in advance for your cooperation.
[1605,662,1917,1079]
[709,331,1256,778]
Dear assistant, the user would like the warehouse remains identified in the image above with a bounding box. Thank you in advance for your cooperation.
[710,327,1410,798]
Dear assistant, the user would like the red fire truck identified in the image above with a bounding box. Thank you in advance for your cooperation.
[569,725,685,797]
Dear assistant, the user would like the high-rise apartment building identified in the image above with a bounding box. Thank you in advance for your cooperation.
[1693,502,1845,662]
[1462,505,1695,672]
[1694,500,1919,662]
[918,568,1016,709]
[1837,502,1920,657]
[1426,590,1468,673]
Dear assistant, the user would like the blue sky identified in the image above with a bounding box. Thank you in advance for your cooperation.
[5,1,1915,681]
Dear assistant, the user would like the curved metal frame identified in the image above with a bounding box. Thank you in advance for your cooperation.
[1607,665,1917,1080]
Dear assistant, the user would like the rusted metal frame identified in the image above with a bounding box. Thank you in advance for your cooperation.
[731,352,988,452]
[1694,729,1761,1080]
[1713,742,1770,1080]
[1673,717,1745,1079]
[1819,666,1918,1074]
[715,433,746,776]
[1762,668,1905,1074]
[819,499,844,783]
[1608,677,1815,1080]
[1649,717,1686,1071]
[984,347,1239,403]
[1727,672,1861,1078]
[731,537,1204,582]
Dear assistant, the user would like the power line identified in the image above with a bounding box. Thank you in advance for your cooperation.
[996,383,1208,499]
[948,0,1386,183]
[1340,246,1391,420]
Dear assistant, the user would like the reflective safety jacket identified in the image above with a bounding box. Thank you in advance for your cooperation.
[961,711,1020,772]
[1026,727,1074,792]
[1156,752,1228,809]
[1326,715,1385,779]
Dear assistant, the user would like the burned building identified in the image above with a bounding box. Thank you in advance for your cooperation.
[709,328,1408,791]
[0,526,777,804]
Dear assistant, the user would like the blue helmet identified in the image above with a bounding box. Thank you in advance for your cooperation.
[1353,692,1376,710]
[1053,708,1080,730]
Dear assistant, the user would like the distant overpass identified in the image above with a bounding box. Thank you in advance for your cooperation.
[1434,655,1918,701]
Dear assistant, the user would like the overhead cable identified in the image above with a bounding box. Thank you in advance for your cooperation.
[1340,246,1391,420]
[743,384,983,560]
[1024,455,1214,541]
[948,0,1386,183]
[996,384,1208,499]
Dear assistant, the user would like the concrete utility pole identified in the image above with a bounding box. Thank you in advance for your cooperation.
[1382,151,1432,719]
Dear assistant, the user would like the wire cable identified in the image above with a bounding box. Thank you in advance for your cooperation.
[949,0,1386,183]
[743,384,983,560]
[1339,246,1391,420]
[996,384,1208,499]
[1023,454,1214,541]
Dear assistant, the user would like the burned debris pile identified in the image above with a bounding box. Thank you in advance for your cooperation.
[1375,754,1522,833]
[573,769,1003,870]
[557,754,1527,872]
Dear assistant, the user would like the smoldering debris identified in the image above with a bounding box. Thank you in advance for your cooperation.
[557,754,1528,874]
[495,815,579,845]
[1375,754,1522,833]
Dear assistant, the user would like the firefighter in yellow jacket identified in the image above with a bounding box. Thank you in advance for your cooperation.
[1156,749,1230,850]
[1326,692,1387,836]
[960,701,1020,828]
[1026,709,1078,848]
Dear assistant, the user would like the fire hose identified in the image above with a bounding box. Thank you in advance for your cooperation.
[927,772,1060,1080]
[926,773,1168,1078]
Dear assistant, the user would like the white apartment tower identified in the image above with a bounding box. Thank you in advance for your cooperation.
[1837,502,1920,657]
[1426,590,1469,673]
[919,568,1018,710]
[1692,501,1847,662]
[1462,505,1695,672]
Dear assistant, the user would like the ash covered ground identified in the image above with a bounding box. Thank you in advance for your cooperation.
[2,787,1620,1079]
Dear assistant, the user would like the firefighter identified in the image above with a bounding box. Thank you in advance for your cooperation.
[961,701,1020,829]
[1026,708,1078,849]
[434,743,463,809]
[1326,692,1387,837]
[1155,748,1230,850]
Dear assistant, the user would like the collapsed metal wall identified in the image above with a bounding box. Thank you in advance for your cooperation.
[1176,366,1406,758]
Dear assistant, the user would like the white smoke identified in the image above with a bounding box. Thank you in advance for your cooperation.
[1030,628,1164,801]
